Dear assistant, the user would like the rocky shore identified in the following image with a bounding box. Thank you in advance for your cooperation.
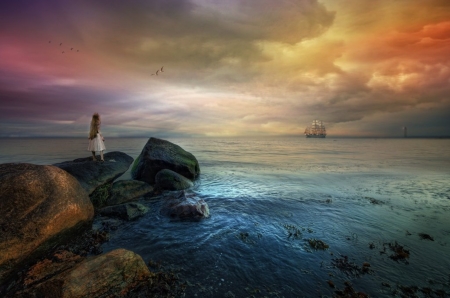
[0,137,207,297]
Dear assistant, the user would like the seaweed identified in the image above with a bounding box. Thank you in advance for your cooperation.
[418,233,434,241]
[236,231,258,244]
[308,238,329,250]
[283,224,302,240]
[392,284,449,298]
[331,256,372,277]
[384,241,410,263]
[334,281,369,298]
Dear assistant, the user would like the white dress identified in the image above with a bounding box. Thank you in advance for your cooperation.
[87,132,106,152]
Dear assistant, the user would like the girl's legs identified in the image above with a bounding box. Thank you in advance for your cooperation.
[91,151,97,161]
[100,150,104,162]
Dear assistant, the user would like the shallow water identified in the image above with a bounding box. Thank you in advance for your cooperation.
[1,137,450,297]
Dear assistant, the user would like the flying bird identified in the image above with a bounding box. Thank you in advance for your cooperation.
[49,41,51,43]
[151,67,164,76]
[62,51,65,54]
[60,43,62,46]
[77,50,79,52]
[71,48,73,50]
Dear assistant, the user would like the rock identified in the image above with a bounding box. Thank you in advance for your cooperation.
[161,191,210,219]
[131,138,200,184]
[22,250,85,288]
[0,163,94,284]
[54,151,134,196]
[98,202,149,221]
[24,249,151,298]
[106,180,153,206]
[155,169,194,191]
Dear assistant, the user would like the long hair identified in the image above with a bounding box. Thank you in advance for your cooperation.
[89,113,101,140]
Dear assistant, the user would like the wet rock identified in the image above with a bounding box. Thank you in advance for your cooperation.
[106,180,153,206]
[23,249,151,298]
[98,202,149,221]
[54,151,134,195]
[155,169,194,191]
[22,250,84,288]
[0,163,94,285]
[89,182,112,208]
[161,191,209,219]
[131,138,200,184]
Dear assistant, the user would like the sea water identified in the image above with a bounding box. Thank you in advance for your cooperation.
[1,137,449,297]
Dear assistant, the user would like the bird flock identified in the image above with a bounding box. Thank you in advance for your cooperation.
[49,40,165,78]
[48,40,80,54]
[151,66,164,76]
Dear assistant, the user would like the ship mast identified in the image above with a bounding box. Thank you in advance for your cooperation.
[305,119,326,138]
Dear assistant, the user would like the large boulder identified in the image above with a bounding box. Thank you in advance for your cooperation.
[161,190,210,220]
[54,151,134,195]
[0,163,94,285]
[106,180,153,206]
[155,169,194,191]
[23,249,151,298]
[131,138,200,185]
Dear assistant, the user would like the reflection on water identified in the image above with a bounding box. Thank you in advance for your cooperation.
[1,137,450,296]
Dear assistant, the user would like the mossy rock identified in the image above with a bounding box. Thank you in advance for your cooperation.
[155,169,193,191]
[106,180,153,206]
[131,138,200,185]
[98,203,149,221]
[89,183,112,208]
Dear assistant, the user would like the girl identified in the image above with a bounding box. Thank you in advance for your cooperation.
[87,113,106,162]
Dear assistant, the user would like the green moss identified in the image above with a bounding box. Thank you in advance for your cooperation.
[90,183,112,208]
[130,153,142,177]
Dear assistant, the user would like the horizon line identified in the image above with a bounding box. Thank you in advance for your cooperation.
[0,135,449,139]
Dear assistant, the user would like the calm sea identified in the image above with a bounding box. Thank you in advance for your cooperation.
[1,137,450,297]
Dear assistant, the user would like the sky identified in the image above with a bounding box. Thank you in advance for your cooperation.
[1,0,449,138]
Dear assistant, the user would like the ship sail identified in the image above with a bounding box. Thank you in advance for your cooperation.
[305,120,326,138]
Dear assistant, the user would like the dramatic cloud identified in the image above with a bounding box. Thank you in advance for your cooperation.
[0,0,449,137]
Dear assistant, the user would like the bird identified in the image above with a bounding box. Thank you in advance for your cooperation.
[60,43,62,46]
[62,51,65,54]
[161,66,164,72]
[49,41,51,43]
[71,48,73,51]
[151,74,155,76]
[156,70,159,76]
[77,50,79,52]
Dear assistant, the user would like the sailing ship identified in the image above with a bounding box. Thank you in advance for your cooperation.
[305,120,326,138]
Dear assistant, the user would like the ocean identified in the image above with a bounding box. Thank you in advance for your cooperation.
[1,137,450,297]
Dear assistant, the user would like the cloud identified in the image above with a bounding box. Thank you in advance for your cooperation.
[1,0,450,137]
